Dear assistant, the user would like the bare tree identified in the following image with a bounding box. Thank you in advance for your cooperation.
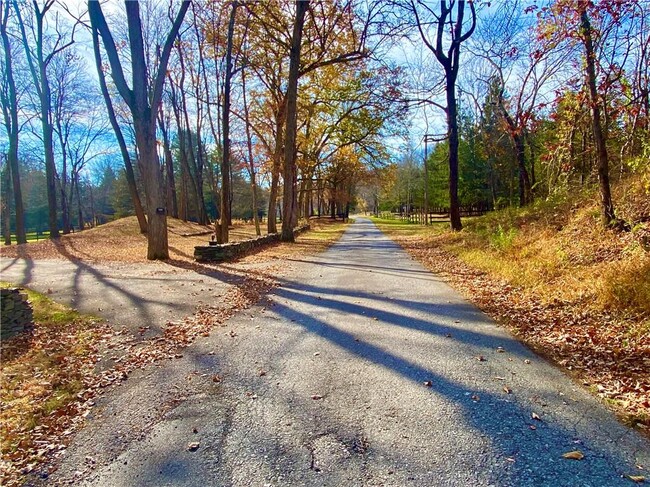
[89,0,190,259]
[218,0,239,243]
[408,0,476,231]
[14,0,77,239]
[0,0,25,243]
[579,3,615,227]
[91,19,147,233]
[241,57,261,236]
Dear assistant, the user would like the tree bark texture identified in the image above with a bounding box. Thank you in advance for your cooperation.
[219,1,238,243]
[281,0,309,242]
[580,6,616,227]
[1,2,26,243]
[90,0,189,258]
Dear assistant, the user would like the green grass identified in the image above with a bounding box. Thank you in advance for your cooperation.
[1,231,51,245]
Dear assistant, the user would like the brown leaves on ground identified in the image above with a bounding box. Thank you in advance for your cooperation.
[562,450,585,460]
[0,273,274,486]
[0,216,348,265]
[0,294,112,485]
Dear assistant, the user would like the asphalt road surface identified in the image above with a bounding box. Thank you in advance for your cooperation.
[16,218,650,486]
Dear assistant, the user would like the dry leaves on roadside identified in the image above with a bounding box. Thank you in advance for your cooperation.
[385,231,650,430]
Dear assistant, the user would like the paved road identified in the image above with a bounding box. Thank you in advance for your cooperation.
[22,219,650,486]
[0,257,238,338]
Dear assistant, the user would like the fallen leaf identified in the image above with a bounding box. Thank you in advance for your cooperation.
[531,412,541,421]
[503,386,512,394]
[212,375,221,383]
[187,442,200,452]
[627,475,645,483]
[311,394,323,400]
[259,370,267,377]
[562,450,584,460]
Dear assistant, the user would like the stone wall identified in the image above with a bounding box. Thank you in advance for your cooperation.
[194,224,310,262]
[1,288,34,340]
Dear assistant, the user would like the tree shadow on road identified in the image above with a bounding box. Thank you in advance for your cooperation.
[256,278,648,486]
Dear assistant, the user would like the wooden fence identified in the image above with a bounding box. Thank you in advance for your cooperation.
[388,203,493,224]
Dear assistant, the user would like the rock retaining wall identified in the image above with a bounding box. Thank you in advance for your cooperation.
[1,288,34,340]
[194,224,310,262]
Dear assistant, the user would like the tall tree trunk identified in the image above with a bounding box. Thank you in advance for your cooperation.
[91,20,147,233]
[281,0,309,242]
[16,1,61,238]
[1,2,26,244]
[59,177,71,234]
[267,106,284,234]
[134,118,168,260]
[176,46,208,225]
[581,6,616,227]
[88,179,96,227]
[446,77,462,231]
[412,0,475,231]
[90,0,189,258]
[513,133,532,207]
[220,1,238,243]
[303,174,313,219]
[526,130,536,189]
[74,173,84,230]
[157,110,178,218]
[39,73,59,237]
[501,101,532,206]
[242,65,261,236]
[194,134,209,225]
[2,161,12,245]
